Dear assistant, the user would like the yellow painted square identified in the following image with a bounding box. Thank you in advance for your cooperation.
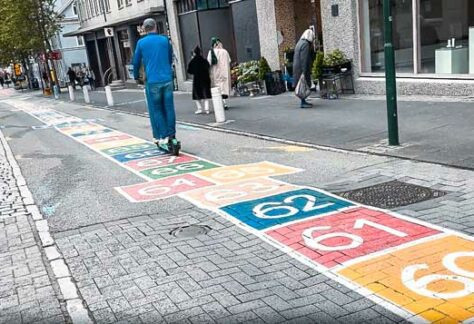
[88,138,146,150]
[182,177,298,209]
[194,161,301,184]
[338,235,474,322]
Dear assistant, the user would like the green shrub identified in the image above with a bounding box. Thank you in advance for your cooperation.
[323,49,348,67]
[258,57,271,80]
[311,51,324,80]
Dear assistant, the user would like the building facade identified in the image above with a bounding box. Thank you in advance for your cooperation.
[320,0,474,96]
[51,0,89,86]
[168,0,474,96]
[167,0,321,90]
[66,0,166,86]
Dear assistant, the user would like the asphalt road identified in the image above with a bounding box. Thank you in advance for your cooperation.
[48,88,474,170]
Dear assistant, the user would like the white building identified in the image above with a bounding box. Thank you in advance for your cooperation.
[51,0,89,86]
[65,0,166,87]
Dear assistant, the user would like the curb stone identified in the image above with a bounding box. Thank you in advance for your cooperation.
[0,129,94,324]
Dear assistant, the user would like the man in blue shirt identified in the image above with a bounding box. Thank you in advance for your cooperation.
[133,18,180,155]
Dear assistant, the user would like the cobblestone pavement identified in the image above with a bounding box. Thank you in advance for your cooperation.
[0,130,66,324]
[3,94,474,323]
[52,155,474,324]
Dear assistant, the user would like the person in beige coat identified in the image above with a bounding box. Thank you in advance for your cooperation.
[207,37,231,109]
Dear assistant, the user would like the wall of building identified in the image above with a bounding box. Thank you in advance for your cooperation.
[77,0,165,30]
[255,1,279,70]
[320,0,474,96]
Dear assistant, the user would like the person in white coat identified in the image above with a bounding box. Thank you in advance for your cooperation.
[207,37,231,109]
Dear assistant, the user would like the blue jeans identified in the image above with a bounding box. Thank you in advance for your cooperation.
[145,81,176,139]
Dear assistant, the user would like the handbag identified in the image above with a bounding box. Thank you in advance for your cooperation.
[295,74,311,99]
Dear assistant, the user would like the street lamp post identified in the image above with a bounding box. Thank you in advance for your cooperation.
[383,0,399,146]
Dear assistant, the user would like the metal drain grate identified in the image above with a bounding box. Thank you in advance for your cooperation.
[170,225,211,238]
[337,180,447,209]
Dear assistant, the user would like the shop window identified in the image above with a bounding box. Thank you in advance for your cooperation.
[360,0,413,73]
[360,0,474,76]
[419,0,472,74]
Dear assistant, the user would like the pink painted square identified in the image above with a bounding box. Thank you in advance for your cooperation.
[125,154,197,172]
[116,174,215,202]
[265,207,440,268]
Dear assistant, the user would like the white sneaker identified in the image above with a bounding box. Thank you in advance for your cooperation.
[194,110,203,114]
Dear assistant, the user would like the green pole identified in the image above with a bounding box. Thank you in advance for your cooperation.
[383,0,399,145]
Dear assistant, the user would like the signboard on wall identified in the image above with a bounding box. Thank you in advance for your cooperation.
[104,27,114,37]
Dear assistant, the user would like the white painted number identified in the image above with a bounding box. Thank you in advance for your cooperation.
[138,178,196,196]
[204,182,280,203]
[151,163,204,176]
[302,219,408,252]
[252,194,334,219]
[212,167,274,180]
[402,252,474,299]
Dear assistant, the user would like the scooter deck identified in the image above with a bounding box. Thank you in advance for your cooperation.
[157,140,181,156]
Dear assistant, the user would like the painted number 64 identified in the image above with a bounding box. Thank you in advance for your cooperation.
[402,251,474,299]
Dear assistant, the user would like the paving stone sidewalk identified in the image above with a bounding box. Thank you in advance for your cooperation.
[0,130,67,323]
[51,159,474,323]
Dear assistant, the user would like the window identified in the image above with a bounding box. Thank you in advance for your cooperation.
[178,0,228,14]
[117,0,124,9]
[360,0,413,73]
[125,0,132,5]
[359,0,474,76]
[72,2,78,15]
[77,36,84,46]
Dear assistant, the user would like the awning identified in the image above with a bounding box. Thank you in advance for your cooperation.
[63,6,165,37]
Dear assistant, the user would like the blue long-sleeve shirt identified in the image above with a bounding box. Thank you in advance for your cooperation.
[132,33,173,84]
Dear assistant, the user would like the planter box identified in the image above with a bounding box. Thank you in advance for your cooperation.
[321,61,352,76]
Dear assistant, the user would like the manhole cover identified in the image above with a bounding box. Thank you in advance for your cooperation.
[337,180,447,209]
[170,225,211,238]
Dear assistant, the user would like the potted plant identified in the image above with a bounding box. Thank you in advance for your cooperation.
[237,60,260,96]
[321,49,351,75]
[258,56,271,94]
[311,51,324,89]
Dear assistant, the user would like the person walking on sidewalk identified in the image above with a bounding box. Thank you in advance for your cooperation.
[208,37,231,109]
[188,46,212,114]
[293,29,315,108]
[85,67,96,90]
[132,18,178,147]
[67,67,76,90]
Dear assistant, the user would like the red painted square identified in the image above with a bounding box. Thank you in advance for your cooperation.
[116,174,215,202]
[265,207,440,268]
[124,154,197,172]
[83,134,132,145]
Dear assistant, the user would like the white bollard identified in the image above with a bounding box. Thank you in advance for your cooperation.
[68,85,75,101]
[105,86,114,106]
[211,87,226,123]
[83,86,90,104]
[53,85,60,100]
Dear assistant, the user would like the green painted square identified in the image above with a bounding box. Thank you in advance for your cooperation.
[141,161,220,180]
[102,143,156,156]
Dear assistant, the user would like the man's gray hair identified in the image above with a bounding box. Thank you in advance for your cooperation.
[143,18,157,32]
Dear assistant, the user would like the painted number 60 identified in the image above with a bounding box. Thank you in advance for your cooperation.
[402,251,474,299]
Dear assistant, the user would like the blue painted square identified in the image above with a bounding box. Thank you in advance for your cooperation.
[221,188,353,230]
[111,148,168,163]
[70,128,114,137]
